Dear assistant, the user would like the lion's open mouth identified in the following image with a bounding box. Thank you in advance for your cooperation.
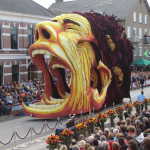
[30,44,72,108]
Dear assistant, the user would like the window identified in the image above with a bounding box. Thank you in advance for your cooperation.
[145,15,147,24]
[127,26,131,38]
[144,29,148,37]
[133,44,137,56]
[139,13,142,23]
[28,29,34,47]
[139,28,142,39]
[139,46,142,56]
[10,27,18,49]
[133,12,136,22]
[144,47,147,52]
[0,26,1,49]
[0,66,3,85]
[12,65,19,82]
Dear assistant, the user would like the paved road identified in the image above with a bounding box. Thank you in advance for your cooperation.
[0,86,150,150]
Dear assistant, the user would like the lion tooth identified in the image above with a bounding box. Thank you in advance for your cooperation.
[65,92,70,97]
[39,50,46,54]
[32,50,39,57]
[46,51,51,55]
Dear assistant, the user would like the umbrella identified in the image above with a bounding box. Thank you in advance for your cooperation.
[131,58,150,66]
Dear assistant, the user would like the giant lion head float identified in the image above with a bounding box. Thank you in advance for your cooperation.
[23,12,133,118]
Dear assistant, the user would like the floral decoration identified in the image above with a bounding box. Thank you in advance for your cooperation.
[133,101,141,107]
[97,112,107,122]
[46,135,60,149]
[115,106,124,115]
[142,98,149,104]
[124,103,133,112]
[75,122,87,134]
[106,109,116,117]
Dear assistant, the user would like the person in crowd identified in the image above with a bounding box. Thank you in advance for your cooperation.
[89,136,94,146]
[100,135,107,142]
[112,142,120,150]
[13,96,19,104]
[140,76,144,90]
[113,129,119,142]
[126,118,131,126]
[6,93,13,105]
[79,140,86,150]
[135,128,144,143]
[101,141,109,150]
[120,125,128,138]
[118,137,128,150]
[92,139,98,150]
[97,145,105,150]
[72,145,80,150]
[142,137,150,150]
[143,120,150,131]
[60,145,68,150]
[137,90,145,110]
[84,143,91,150]
[108,132,115,150]
[70,139,77,150]
[128,139,139,150]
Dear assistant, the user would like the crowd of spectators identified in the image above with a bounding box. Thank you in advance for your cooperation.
[131,71,150,83]
[59,110,150,150]
[0,78,45,115]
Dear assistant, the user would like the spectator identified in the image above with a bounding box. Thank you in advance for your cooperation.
[137,91,145,110]
[79,140,86,150]
[118,137,128,150]
[113,129,119,142]
[72,145,80,150]
[135,128,144,143]
[112,142,120,150]
[89,136,94,146]
[142,137,150,150]
[120,125,128,138]
[108,132,115,150]
[128,139,138,150]
[84,143,90,150]
[6,93,13,105]
[100,135,106,142]
[101,141,109,150]
[97,145,105,150]
[92,139,98,150]
[140,77,144,90]
[60,145,67,150]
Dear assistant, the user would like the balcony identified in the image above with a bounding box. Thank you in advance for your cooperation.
[133,36,139,43]
[144,37,150,44]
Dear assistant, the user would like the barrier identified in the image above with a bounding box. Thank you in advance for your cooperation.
[130,79,150,90]
[0,119,59,149]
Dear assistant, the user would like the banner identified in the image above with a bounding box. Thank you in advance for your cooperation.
[11,102,29,115]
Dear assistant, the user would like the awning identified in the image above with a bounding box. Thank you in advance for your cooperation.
[131,58,150,66]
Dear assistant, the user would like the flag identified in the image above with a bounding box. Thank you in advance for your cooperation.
[144,51,148,58]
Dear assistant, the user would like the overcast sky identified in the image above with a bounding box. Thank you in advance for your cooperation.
[33,0,150,8]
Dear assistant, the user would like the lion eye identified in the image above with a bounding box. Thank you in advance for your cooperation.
[66,28,75,30]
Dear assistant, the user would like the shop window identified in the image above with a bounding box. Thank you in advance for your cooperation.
[12,65,19,82]
[0,66,3,85]
[28,29,34,47]
[11,27,18,49]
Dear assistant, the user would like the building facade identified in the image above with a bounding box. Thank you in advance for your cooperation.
[49,0,150,61]
[0,0,54,84]
[122,0,150,61]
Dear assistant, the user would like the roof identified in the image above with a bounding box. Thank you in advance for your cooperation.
[49,0,139,20]
[0,0,54,17]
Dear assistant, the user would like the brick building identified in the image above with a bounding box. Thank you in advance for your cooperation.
[0,0,54,84]
[49,0,150,62]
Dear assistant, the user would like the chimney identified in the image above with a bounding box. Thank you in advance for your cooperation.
[55,0,63,3]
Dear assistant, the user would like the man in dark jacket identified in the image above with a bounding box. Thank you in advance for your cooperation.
[140,77,144,90]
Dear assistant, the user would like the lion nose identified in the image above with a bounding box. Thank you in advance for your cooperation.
[41,28,50,39]
[35,21,57,42]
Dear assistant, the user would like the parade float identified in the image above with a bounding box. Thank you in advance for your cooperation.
[23,12,133,118]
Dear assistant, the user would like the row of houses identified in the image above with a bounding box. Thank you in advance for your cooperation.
[0,0,150,84]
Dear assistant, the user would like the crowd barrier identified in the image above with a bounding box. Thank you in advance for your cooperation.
[130,79,150,89]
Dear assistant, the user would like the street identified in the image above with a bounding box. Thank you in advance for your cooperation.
[0,86,150,150]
